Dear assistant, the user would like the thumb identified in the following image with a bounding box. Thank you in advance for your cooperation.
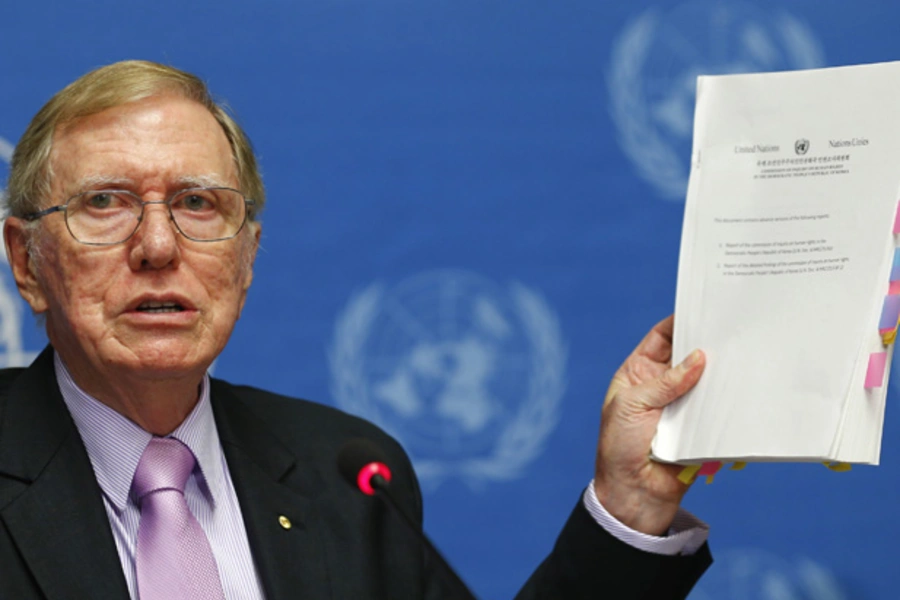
[637,349,705,410]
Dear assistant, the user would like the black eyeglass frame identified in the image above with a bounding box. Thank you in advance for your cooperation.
[22,187,256,246]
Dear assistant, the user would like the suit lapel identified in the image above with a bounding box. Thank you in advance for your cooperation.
[0,348,130,600]
[212,380,334,600]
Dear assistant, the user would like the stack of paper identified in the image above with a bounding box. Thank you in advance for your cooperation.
[652,62,900,465]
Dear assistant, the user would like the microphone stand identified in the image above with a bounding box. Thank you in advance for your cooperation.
[369,474,478,600]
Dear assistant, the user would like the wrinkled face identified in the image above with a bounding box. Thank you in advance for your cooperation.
[8,94,259,386]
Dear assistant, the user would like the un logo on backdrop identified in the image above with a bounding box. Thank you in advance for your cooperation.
[608,1,825,201]
[689,548,847,600]
[329,270,567,490]
[0,136,39,368]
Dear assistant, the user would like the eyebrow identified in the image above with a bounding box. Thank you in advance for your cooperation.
[173,175,232,189]
[71,175,132,192]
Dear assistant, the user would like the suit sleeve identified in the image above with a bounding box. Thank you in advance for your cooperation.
[513,500,712,600]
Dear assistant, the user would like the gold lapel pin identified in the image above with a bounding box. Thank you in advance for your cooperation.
[278,515,292,530]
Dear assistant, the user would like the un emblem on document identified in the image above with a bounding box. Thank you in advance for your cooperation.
[0,136,40,368]
[329,270,567,490]
[608,0,825,201]
[689,548,847,600]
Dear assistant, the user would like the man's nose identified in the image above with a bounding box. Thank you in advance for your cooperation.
[129,202,181,270]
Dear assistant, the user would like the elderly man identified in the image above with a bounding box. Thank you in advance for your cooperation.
[0,61,711,599]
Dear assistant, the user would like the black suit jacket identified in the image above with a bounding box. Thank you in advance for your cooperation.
[0,349,711,599]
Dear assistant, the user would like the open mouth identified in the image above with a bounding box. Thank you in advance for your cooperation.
[136,301,186,313]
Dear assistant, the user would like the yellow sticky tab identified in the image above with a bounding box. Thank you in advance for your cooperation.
[823,462,852,472]
[730,461,747,471]
[882,329,897,346]
[677,465,702,484]
[705,475,715,484]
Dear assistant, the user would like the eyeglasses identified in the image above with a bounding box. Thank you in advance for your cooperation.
[23,187,256,246]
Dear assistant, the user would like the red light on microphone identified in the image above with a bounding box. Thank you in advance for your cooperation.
[357,461,392,495]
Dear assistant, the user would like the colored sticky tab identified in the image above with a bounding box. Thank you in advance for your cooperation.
[824,462,852,472]
[890,280,900,295]
[883,329,898,346]
[894,199,900,234]
[677,465,702,484]
[892,249,900,281]
[730,461,747,471]
[878,295,900,333]
[865,352,888,388]
[697,461,722,476]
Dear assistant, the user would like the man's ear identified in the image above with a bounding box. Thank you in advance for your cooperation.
[241,222,261,293]
[236,222,261,318]
[4,218,48,313]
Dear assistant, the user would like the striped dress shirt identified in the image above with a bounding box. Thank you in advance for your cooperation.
[55,353,266,600]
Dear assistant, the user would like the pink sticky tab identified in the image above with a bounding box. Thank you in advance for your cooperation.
[865,352,888,389]
[697,461,722,476]
[890,280,900,295]
[894,200,900,234]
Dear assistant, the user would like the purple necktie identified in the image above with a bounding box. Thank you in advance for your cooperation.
[133,437,226,600]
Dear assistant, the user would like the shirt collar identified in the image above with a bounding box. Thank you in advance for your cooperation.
[54,351,226,513]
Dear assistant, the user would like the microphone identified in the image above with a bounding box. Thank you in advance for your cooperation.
[337,439,394,496]
[337,439,478,600]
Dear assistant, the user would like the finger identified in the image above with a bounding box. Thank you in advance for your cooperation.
[634,349,705,410]
[631,315,675,364]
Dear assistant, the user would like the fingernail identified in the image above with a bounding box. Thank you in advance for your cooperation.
[680,350,701,370]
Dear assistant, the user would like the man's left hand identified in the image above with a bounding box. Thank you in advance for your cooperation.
[593,316,705,536]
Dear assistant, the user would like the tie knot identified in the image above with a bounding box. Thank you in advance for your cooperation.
[132,437,196,500]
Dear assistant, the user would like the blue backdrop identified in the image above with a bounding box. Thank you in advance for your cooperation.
[1,1,898,598]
